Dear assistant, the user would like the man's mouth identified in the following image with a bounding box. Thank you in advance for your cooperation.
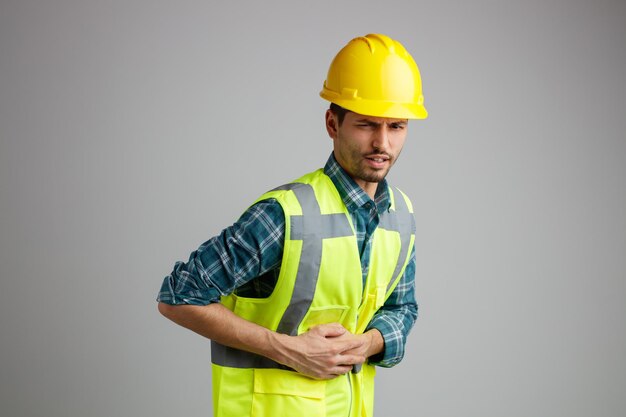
[365,154,390,162]
[364,154,391,168]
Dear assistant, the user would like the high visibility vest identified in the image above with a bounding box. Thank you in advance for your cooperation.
[211,169,415,417]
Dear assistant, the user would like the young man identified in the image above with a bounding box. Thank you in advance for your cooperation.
[157,33,428,417]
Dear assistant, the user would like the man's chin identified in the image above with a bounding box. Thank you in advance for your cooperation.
[359,170,389,184]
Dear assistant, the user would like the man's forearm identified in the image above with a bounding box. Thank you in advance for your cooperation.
[158,302,281,360]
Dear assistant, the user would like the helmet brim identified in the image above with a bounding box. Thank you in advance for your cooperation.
[320,92,428,120]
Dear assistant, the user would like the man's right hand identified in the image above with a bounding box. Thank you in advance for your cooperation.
[271,323,367,380]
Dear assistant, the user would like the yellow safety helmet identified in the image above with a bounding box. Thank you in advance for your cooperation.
[320,33,428,119]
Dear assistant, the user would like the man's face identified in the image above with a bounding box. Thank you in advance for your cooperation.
[326,109,408,194]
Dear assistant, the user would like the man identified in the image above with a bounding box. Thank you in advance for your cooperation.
[157,33,428,417]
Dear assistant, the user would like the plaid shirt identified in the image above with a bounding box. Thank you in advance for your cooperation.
[158,153,418,367]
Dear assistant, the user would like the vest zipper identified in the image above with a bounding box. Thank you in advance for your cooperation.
[346,373,353,417]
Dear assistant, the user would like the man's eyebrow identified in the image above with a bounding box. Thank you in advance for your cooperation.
[353,118,408,126]
[355,118,379,124]
[356,119,407,124]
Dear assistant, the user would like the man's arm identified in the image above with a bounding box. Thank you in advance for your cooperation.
[156,200,286,306]
[158,302,377,379]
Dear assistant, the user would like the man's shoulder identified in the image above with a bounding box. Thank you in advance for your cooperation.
[387,185,415,215]
[258,169,327,197]
[388,184,412,199]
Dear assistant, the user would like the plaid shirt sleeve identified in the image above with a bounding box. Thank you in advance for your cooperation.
[365,245,418,367]
[157,199,285,305]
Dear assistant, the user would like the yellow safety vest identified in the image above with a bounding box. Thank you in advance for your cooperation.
[211,169,415,417]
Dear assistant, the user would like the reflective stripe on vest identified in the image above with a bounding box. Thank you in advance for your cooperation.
[274,183,353,336]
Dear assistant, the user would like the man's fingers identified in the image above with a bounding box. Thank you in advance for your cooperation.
[313,322,347,338]
[337,352,366,367]
[332,364,354,375]
[339,336,366,353]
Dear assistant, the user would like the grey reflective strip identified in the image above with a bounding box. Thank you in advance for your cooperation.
[276,183,353,335]
[379,188,416,292]
[211,340,290,369]
[212,181,353,368]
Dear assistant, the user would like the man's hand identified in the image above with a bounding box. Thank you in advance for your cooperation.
[271,323,382,380]
[334,327,384,362]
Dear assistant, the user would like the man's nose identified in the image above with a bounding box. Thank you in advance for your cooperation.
[372,126,390,151]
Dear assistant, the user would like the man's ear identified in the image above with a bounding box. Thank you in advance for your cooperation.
[325,109,338,140]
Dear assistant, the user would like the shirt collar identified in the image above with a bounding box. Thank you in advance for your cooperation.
[323,152,391,214]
